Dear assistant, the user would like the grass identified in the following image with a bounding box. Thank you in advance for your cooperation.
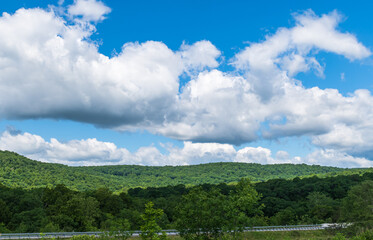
[19,230,340,240]
[127,230,336,240]
[239,230,336,239]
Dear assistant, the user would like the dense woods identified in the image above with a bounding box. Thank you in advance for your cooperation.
[1,151,373,238]
[1,170,373,237]
[1,150,372,191]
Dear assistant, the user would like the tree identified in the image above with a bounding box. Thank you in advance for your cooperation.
[9,208,46,233]
[226,178,264,234]
[0,199,11,225]
[231,178,263,218]
[341,180,373,226]
[140,202,167,240]
[176,187,227,240]
[92,188,123,215]
[306,192,335,223]
[176,179,263,239]
[63,195,100,231]
[270,207,297,225]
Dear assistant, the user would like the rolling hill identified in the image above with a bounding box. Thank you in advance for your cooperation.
[0,150,371,191]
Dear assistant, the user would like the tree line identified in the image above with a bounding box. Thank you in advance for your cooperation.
[1,173,373,239]
[2,150,371,191]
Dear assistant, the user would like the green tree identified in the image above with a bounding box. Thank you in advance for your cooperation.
[9,208,46,233]
[176,187,227,240]
[0,199,11,225]
[176,179,262,239]
[231,179,263,218]
[225,178,264,236]
[92,188,123,215]
[341,180,373,232]
[0,223,10,233]
[270,207,297,225]
[140,202,167,240]
[341,180,373,223]
[306,192,335,223]
[63,195,100,231]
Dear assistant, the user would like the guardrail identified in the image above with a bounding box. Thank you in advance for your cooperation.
[246,224,325,232]
[0,223,347,239]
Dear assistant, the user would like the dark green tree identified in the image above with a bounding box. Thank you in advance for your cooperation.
[0,199,11,225]
[63,195,100,231]
[306,192,335,223]
[341,180,373,229]
[176,179,263,239]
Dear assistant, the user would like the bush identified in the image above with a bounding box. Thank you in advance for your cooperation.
[352,229,373,240]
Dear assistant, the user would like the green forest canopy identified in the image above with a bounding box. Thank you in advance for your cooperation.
[1,150,372,191]
[2,172,373,235]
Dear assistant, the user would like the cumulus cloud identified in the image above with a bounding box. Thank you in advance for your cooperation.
[0,7,212,129]
[232,10,370,100]
[0,131,48,156]
[262,88,373,160]
[157,70,262,144]
[167,141,236,165]
[305,149,373,168]
[0,130,293,166]
[1,129,372,167]
[233,10,370,71]
[0,130,239,166]
[0,4,373,166]
[179,40,221,73]
[68,0,111,22]
[291,10,371,60]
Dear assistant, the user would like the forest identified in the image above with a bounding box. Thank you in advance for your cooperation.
[1,151,373,239]
[1,172,373,238]
[1,150,372,191]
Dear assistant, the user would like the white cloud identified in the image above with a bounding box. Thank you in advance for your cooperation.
[157,69,263,144]
[167,141,236,165]
[68,0,111,22]
[291,10,371,60]
[276,150,290,161]
[0,130,236,166]
[0,7,183,128]
[0,5,373,165]
[235,147,272,164]
[0,131,47,155]
[0,130,131,165]
[179,40,221,73]
[265,88,373,159]
[305,149,373,168]
[1,130,372,167]
[0,7,226,133]
[234,10,370,71]
[232,10,370,100]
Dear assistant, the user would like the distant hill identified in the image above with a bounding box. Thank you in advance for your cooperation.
[0,150,372,191]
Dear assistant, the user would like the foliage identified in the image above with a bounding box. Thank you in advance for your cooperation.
[176,187,226,239]
[140,202,167,240]
[175,179,262,239]
[341,180,373,224]
[70,235,96,240]
[2,150,373,235]
[352,229,373,240]
[2,150,371,191]
[2,172,373,233]
[0,223,10,233]
[246,230,335,239]
[331,233,346,240]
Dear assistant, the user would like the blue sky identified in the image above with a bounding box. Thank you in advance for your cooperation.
[0,0,373,167]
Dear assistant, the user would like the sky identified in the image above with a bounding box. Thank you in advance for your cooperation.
[0,0,373,167]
